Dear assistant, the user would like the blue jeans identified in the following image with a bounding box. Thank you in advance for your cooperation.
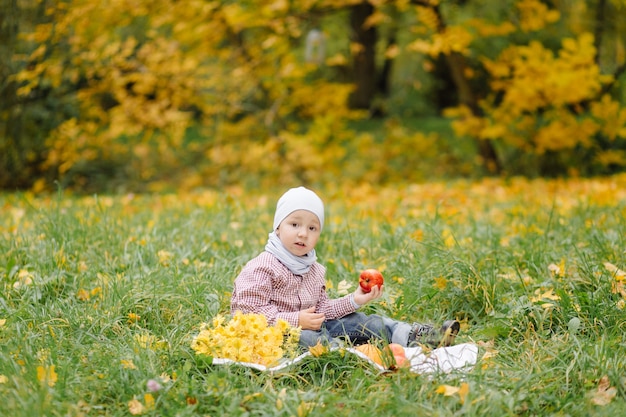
[298,312,413,348]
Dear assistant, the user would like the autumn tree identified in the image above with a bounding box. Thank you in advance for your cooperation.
[9,0,366,190]
[426,0,626,175]
[0,0,43,189]
[339,0,626,175]
[3,0,626,191]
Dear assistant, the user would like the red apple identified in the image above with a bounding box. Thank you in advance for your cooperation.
[394,354,410,368]
[389,344,409,368]
[387,343,405,357]
[359,269,384,293]
[382,343,409,369]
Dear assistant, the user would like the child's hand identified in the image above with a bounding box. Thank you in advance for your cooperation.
[353,285,384,306]
[298,306,325,330]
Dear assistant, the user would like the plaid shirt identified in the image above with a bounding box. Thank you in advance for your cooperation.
[231,251,356,327]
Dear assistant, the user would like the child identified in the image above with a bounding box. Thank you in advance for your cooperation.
[230,186,459,349]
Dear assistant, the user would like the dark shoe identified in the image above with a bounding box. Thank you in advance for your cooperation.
[408,320,460,348]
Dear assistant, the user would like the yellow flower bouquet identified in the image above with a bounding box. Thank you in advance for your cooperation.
[191,312,301,366]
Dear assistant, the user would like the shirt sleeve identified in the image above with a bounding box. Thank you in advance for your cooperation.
[315,284,358,320]
[230,255,300,327]
[230,252,358,327]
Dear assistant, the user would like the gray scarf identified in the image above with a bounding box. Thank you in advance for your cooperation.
[265,231,316,275]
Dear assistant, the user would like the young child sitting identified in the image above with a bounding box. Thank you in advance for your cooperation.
[231,186,459,348]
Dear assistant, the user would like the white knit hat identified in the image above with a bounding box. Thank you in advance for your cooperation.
[273,187,325,231]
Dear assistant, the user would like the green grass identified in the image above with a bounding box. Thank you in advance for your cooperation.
[1,177,626,416]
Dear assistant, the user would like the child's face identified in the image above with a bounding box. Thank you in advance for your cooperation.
[276,209,321,257]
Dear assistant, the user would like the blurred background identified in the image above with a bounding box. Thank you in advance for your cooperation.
[1,0,625,193]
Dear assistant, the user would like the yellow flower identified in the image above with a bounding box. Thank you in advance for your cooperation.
[433,276,448,290]
[76,288,90,301]
[392,276,405,285]
[127,312,141,324]
[143,393,155,410]
[223,323,238,338]
[157,250,173,266]
[443,229,456,248]
[121,359,137,370]
[37,365,57,387]
[212,314,225,328]
[191,312,300,365]
[276,318,289,333]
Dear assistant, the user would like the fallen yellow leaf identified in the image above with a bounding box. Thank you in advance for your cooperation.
[436,382,470,404]
[458,382,470,404]
[297,400,315,417]
[590,375,617,406]
[611,281,626,298]
[336,279,352,295]
[529,288,560,303]
[309,340,328,358]
[128,398,145,415]
[276,388,287,411]
[605,262,626,281]
[436,384,460,396]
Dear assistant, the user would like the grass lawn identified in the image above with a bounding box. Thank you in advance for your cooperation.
[1,176,626,416]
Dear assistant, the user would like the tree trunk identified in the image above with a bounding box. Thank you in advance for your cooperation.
[0,0,21,188]
[377,36,395,97]
[593,0,626,97]
[431,3,502,174]
[348,2,377,111]
[593,0,606,67]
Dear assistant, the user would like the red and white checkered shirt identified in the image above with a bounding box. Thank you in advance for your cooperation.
[231,251,356,327]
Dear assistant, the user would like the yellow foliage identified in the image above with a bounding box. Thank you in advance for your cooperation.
[596,150,626,168]
[18,0,380,190]
[363,10,389,29]
[415,5,440,32]
[12,0,626,189]
[450,32,619,157]
[532,109,598,153]
[591,95,626,140]
[517,0,560,32]
[409,25,473,57]
[468,19,516,37]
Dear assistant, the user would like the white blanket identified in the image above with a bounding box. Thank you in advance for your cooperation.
[211,342,478,374]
